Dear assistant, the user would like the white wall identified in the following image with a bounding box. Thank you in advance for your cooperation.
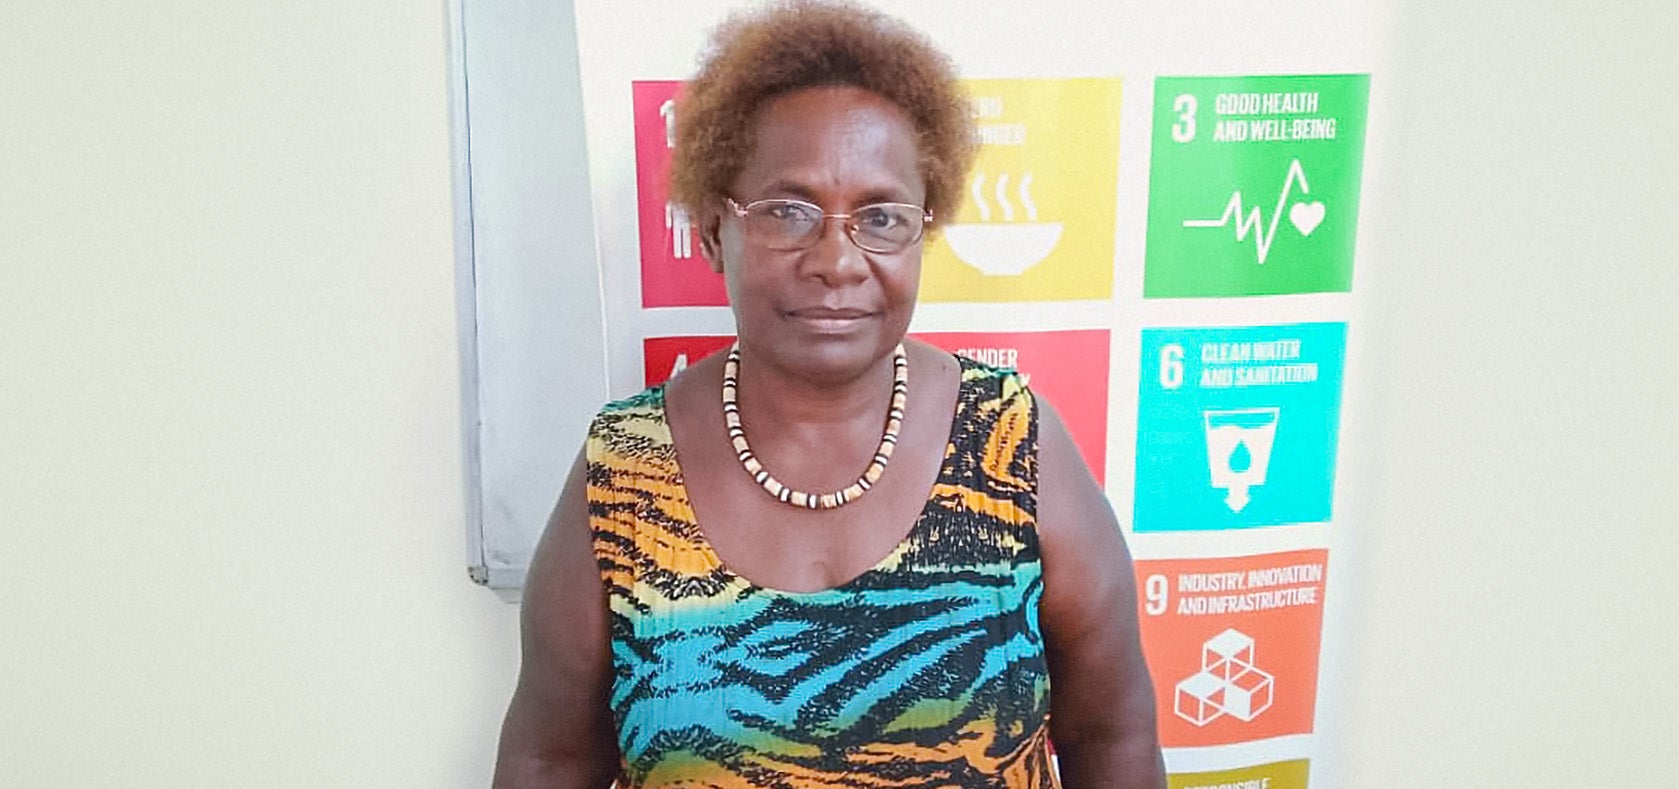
[3,1,1676,788]
[0,2,520,786]
[1348,1,1679,785]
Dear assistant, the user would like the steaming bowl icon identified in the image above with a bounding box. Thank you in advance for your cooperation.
[941,222,1064,276]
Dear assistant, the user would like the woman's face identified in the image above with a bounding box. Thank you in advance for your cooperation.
[705,86,926,385]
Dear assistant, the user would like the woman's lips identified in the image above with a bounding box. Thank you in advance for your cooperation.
[785,307,874,332]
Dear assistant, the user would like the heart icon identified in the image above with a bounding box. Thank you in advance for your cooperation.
[1289,201,1325,236]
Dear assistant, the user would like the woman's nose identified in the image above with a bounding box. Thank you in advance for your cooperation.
[799,217,870,284]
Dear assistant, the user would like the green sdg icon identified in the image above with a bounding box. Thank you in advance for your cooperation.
[1144,75,1370,298]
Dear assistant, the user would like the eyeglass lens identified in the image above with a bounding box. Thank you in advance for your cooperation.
[741,200,924,253]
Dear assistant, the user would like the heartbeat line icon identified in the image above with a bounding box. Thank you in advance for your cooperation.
[1182,159,1325,265]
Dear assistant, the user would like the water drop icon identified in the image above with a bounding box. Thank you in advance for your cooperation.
[1203,407,1279,514]
[1228,440,1252,473]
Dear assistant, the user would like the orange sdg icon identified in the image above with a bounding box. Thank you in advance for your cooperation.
[1133,550,1328,748]
[922,78,1121,302]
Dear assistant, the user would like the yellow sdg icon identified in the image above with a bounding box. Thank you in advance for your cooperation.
[943,170,1061,276]
[923,78,1122,303]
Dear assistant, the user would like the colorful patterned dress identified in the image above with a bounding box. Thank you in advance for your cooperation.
[586,359,1057,788]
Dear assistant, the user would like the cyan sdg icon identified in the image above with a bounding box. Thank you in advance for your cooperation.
[1134,323,1347,532]
[1203,407,1280,513]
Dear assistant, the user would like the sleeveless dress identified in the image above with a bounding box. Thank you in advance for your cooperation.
[586,358,1058,788]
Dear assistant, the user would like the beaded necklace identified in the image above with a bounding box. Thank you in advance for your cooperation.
[721,342,908,509]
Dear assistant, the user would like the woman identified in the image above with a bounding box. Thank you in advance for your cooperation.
[495,3,1163,787]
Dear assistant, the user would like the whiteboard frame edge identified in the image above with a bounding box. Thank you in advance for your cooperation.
[445,0,492,594]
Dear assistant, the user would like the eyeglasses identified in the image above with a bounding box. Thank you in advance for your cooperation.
[724,197,933,254]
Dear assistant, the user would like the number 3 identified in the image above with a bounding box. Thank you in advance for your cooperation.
[1171,94,1197,143]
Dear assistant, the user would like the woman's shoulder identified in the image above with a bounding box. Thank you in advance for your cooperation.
[946,351,1035,415]
[590,383,667,428]
[584,382,671,462]
[588,349,726,451]
[596,382,667,417]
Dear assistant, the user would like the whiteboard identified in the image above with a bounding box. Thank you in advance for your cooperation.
[450,0,609,601]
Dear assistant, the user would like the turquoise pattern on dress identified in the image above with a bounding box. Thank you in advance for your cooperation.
[587,359,1058,788]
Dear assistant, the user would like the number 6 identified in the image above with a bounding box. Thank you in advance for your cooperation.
[1159,344,1184,389]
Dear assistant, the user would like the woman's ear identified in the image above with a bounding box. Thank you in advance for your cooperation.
[697,206,724,273]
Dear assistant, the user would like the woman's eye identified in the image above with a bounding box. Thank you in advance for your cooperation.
[765,203,813,223]
[856,207,900,229]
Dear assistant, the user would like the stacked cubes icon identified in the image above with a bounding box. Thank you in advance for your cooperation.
[1174,628,1275,726]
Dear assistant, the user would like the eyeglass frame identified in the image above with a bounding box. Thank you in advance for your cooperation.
[722,196,935,254]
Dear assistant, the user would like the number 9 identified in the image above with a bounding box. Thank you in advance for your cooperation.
[1144,574,1169,616]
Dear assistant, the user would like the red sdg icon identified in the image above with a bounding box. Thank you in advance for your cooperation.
[644,336,736,386]
[915,330,1110,485]
[633,81,729,308]
[644,330,1111,484]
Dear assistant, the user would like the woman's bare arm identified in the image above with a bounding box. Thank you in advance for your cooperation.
[1036,400,1165,788]
[492,450,620,788]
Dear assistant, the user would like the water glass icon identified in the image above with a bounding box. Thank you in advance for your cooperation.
[1202,408,1280,513]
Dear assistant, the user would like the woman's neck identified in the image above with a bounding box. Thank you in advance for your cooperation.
[732,346,901,432]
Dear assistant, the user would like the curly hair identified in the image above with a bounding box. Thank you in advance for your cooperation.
[670,1,975,228]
